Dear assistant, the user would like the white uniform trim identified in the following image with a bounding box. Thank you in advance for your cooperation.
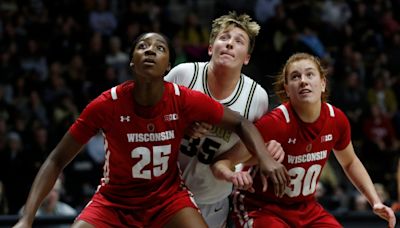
[165,62,269,204]
[277,105,290,123]
[327,103,335,117]
[111,86,118,100]
[173,83,180,96]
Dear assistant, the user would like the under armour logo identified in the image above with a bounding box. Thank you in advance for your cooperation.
[120,116,130,122]
[288,138,296,144]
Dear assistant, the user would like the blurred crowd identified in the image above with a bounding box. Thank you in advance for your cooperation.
[0,0,399,217]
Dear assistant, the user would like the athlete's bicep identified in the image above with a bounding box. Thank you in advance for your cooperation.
[182,88,224,125]
[333,141,356,168]
[49,132,86,169]
[216,106,246,132]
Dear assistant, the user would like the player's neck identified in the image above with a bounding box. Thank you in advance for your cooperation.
[292,102,322,123]
[207,63,241,100]
[133,80,165,106]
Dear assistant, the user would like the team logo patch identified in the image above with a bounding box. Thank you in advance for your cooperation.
[321,134,333,142]
[164,113,179,121]
[306,143,312,152]
[147,123,155,132]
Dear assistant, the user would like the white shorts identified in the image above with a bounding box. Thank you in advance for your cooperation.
[198,197,230,228]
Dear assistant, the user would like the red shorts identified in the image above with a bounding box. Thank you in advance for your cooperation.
[233,200,342,228]
[76,189,198,228]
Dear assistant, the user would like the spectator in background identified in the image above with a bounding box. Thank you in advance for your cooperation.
[299,25,330,60]
[320,0,351,30]
[0,132,31,214]
[254,0,282,24]
[88,0,117,36]
[105,36,130,83]
[394,159,400,212]
[332,71,367,141]
[0,116,9,152]
[19,176,76,217]
[83,32,106,86]
[352,192,370,211]
[48,16,82,64]
[19,176,77,228]
[176,11,209,61]
[367,77,398,119]
[361,104,399,185]
[0,180,8,214]
[352,183,393,212]
[28,90,48,127]
[20,39,48,81]
[28,125,53,177]
[65,54,89,111]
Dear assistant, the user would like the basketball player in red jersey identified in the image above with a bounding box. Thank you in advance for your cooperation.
[13,32,288,228]
[213,53,396,227]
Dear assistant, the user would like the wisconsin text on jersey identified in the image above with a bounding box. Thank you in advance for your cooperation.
[127,130,175,142]
[287,150,328,164]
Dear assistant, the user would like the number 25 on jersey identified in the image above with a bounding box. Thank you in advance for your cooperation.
[131,145,171,179]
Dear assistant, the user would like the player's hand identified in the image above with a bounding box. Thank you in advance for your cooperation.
[185,122,212,139]
[230,171,255,193]
[265,140,285,163]
[258,157,289,197]
[372,203,396,228]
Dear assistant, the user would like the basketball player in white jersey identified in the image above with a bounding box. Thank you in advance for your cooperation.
[165,12,284,228]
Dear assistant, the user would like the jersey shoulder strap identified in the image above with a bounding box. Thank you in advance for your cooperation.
[110,83,181,103]
[277,104,290,123]
[110,86,118,100]
[326,103,335,117]
[172,83,181,96]
[277,103,336,123]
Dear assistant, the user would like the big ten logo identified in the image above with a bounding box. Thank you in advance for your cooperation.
[321,134,332,142]
[164,113,179,121]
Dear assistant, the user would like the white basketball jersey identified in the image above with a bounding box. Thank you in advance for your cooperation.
[165,62,269,204]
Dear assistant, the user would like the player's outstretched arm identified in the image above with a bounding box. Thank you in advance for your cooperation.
[13,132,84,228]
[212,140,284,192]
[216,107,289,196]
[184,122,212,139]
[333,142,396,228]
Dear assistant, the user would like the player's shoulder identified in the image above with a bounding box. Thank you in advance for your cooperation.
[241,74,268,96]
[324,102,345,118]
[324,102,348,123]
[99,80,133,102]
[164,81,192,97]
[269,103,293,123]
[166,62,207,85]
[170,62,207,74]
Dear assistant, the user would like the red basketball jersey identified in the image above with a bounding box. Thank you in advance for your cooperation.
[69,81,223,209]
[241,102,351,206]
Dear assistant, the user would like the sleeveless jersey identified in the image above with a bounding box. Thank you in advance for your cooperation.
[165,62,269,204]
[68,81,223,209]
[235,102,351,209]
